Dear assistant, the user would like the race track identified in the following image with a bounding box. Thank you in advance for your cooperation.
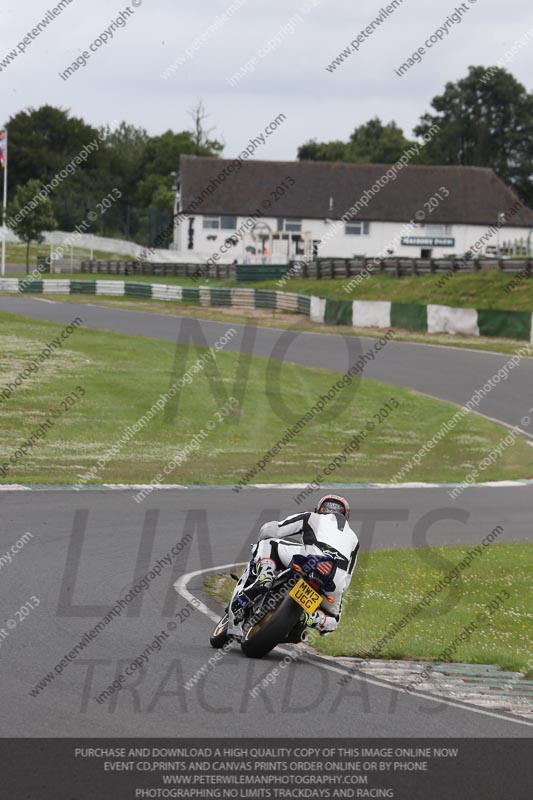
[1,487,532,737]
[0,296,532,433]
[0,298,532,737]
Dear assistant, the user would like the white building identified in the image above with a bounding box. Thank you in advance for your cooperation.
[173,156,533,264]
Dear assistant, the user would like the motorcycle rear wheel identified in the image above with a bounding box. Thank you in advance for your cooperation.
[241,596,302,659]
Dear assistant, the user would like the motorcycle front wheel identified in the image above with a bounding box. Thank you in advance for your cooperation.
[210,612,230,649]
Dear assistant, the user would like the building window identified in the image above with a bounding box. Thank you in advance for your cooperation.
[345,221,370,235]
[203,216,237,230]
[277,218,302,232]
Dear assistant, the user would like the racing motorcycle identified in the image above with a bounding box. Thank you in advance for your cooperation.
[209,553,337,658]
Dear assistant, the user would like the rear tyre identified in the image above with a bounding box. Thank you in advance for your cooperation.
[210,613,230,649]
[241,596,302,659]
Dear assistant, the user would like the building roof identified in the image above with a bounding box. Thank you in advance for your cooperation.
[179,155,533,228]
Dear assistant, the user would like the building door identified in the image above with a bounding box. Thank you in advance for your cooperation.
[421,248,432,259]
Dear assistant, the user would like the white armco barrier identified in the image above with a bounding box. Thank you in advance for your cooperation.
[275,291,300,312]
[310,296,326,323]
[151,284,183,301]
[0,278,20,292]
[352,300,391,329]
[427,304,480,337]
[231,288,255,306]
[96,281,124,295]
[43,280,71,293]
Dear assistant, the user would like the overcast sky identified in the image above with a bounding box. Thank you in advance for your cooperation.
[2,0,533,161]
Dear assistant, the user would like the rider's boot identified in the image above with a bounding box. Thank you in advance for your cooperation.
[256,557,276,589]
[243,558,276,599]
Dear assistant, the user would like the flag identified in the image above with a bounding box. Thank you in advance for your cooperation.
[0,130,6,168]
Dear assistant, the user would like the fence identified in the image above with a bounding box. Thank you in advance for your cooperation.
[79,260,236,278]
[72,257,533,280]
[292,257,533,279]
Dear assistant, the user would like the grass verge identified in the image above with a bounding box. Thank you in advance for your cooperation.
[1,310,531,485]
[205,543,533,676]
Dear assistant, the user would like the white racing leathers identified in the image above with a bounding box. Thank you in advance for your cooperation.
[228,511,359,637]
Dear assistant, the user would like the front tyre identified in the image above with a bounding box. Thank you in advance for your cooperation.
[210,613,230,649]
[241,595,302,659]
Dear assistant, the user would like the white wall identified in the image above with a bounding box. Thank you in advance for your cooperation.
[174,215,533,262]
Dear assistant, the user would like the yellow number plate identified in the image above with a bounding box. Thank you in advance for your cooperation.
[289,578,322,613]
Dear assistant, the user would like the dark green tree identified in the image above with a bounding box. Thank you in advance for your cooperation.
[415,66,533,204]
[298,139,349,162]
[298,118,416,163]
[8,179,58,272]
[348,118,415,163]
[5,105,100,197]
[3,102,225,245]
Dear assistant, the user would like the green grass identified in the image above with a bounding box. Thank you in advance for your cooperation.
[1,311,532,485]
[239,273,533,312]
[39,294,533,356]
[16,271,533,311]
[3,242,132,267]
[206,543,533,675]
[7,271,204,284]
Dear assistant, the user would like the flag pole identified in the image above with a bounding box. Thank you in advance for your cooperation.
[1,128,7,277]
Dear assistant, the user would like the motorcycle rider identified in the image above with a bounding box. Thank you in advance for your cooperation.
[229,494,359,637]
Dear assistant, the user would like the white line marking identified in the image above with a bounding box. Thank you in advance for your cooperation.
[176,563,533,729]
[2,481,533,492]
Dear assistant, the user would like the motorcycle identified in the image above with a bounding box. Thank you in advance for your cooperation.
[209,553,337,658]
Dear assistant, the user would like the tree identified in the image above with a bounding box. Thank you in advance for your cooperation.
[2,103,225,246]
[348,118,415,163]
[8,179,58,272]
[298,139,349,162]
[137,126,224,211]
[298,118,416,163]
[98,121,149,200]
[5,105,100,197]
[415,66,533,205]
[188,100,224,154]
